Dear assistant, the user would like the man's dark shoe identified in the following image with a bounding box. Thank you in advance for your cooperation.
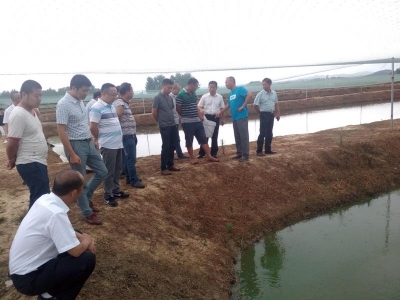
[265,150,277,155]
[114,191,130,198]
[89,201,100,213]
[178,155,189,159]
[131,181,145,188]
[168,166,180,172]
[161,169,172,175]
[84,213,102,225]
[196,154,205,159]
[239,157,249,162]
[104,197,118,207]
[257,152,266,157]
[232,155,241,160]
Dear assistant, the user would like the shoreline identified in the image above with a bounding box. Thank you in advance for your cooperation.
[2,121,400,297]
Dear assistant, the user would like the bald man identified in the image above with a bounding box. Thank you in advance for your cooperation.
[9,169,96,300]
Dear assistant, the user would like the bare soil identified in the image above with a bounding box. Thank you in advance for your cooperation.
[2,88,400,299]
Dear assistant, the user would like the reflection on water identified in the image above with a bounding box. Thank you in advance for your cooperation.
[232,191,400,300]
[48,101,400,159]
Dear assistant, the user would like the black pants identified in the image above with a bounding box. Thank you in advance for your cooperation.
[11,252,96,300]
[198,114,220,157]
[174,124,184,158]
[257,112,275,153]
[160,125,177,170]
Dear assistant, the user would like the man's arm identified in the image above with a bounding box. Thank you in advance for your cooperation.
[254,104,260,113]
[4,123,8,137]
[176,104,182,116]
[197,106,205,121]
[216,103,230,117]
[238,92,254,112]
[151,108,158,123]
[57,124,81,164]
[275,102,280,121]
[68,233,95,257]
[89,122,100,150]
[6,138,19,170]
[115,106,124,119]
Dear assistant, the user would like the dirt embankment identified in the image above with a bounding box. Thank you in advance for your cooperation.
[2,119,400,299]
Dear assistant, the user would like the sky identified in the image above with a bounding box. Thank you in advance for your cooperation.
[0,0,399,91]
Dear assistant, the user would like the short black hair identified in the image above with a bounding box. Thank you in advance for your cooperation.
[227,76,236,84]
[10,90,20,100]
[116,85,120,93]
[101,83,116,93]
[187,78,199,85]
[20,80,42,95]
[93,91,101,99]
[52,169,84,197]
[262,78,272,85]
[209,81,217,87]
[70,74,92,90]
[162,78,174,86]
[119,82,132,95]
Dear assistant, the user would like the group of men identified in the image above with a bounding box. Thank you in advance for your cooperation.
[6,74,280,300]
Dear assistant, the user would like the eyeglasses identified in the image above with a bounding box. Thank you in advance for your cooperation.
[106,92,118,97]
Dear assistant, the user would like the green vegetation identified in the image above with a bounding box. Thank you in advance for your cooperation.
[396,67,400,74]
[225,222,233,233]
[145,72,192,91]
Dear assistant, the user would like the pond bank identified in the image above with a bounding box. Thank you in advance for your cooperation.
[2,119,400,299]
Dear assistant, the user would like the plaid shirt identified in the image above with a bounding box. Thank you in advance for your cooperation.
[56,92,91,140]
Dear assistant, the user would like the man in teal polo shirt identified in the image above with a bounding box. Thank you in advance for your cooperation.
[254,78,280,156]
[217,76,253,162]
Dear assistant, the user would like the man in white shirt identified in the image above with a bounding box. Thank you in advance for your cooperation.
[197,81,225,158]
[6,80,50,208]
[9,169,96,300]
[3,90,21,142]
[85,90,101,115]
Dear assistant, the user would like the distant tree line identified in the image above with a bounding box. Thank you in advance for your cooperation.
[396,68,400,74]
[145,72,192,91]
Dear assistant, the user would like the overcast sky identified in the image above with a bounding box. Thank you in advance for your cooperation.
[1,0,399,91]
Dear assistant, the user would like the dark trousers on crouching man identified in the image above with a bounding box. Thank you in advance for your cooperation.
[257,111,275,154]
[10,251,96,300]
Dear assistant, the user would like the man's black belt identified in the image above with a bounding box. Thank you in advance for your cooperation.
[71,138,92,141]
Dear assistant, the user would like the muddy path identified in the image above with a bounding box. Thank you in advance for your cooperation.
[2,119,400,299]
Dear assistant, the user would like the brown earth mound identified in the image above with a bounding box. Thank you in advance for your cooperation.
[2,119,400,299]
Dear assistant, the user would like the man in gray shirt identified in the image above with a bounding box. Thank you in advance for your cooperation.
[152,79,180,175]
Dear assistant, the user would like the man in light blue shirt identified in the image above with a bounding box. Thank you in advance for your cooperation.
[254,78,280,155]
[90,83,129,207]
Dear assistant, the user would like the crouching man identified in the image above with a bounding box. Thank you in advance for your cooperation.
[9,169,96,300]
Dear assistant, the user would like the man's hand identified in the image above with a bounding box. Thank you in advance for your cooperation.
[87,240,96,254]
[221,119,225,126]
[93,140,99,150]
[237,106,244,112]
[7,158,16,170]
[69,153,82,165]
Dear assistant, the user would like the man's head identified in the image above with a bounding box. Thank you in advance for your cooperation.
[10,91,21,105]
[119,82,134,101]
[69,74,92,101]
[52,169,84,204]
[262,78,272,91]
[93,91,101,100]
[225,77,236,90]
[185,77,199,94]
[208,81,218,96]
[100,83,118,104]
[171,83,181,96]
[161,78,174,95]
[20,80,42,109]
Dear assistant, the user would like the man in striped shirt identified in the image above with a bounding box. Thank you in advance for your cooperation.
[175,78,219,164]
[90,83,129,207]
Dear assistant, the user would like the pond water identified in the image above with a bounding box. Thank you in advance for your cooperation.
[48,101,400,160]
[232,191,400,300]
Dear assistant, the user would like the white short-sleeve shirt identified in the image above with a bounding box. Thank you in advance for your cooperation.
[197,93,225,115]
[3,103,15,124]
[9,193,80,275]
[7,107,48,165]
